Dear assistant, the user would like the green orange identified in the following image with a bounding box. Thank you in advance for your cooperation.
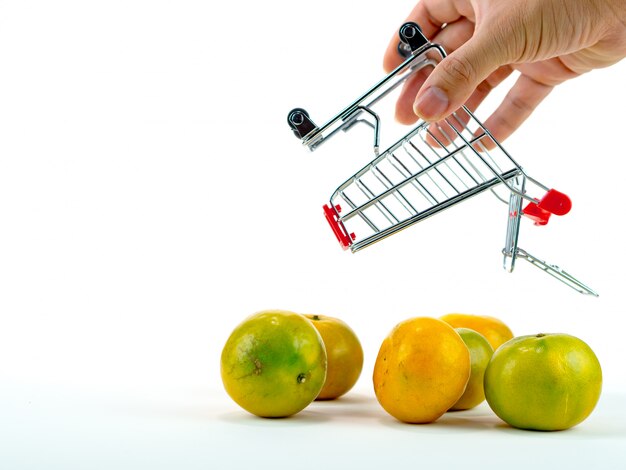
[484,333,602,431]
[220,310,327,418]
[449,328,494,411]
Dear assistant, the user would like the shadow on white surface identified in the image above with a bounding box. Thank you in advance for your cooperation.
[376,410,500,433]
[208,388,626,440]
[217,409,333,426]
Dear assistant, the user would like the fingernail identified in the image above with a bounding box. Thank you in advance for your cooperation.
[414,86,448,121]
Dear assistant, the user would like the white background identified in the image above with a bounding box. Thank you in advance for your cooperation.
[1,1,625,468]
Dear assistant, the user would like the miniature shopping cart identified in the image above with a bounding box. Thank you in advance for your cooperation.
[287,22,597,296]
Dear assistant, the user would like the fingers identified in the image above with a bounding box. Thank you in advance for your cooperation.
[464,65,515,112]
[396,69,432,124]
[413,28,510,122]
[395,19,476,124]
[383,0,472,73]
[514,57,580,86]
[399,65,513,148]
[423,65,514,146]
[481,74,554,145]
[424,69,551,151]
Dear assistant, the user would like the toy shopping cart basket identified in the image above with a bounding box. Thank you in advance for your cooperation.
[287,22,597,296]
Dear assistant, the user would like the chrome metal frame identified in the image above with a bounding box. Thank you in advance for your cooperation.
[287,22,597,296]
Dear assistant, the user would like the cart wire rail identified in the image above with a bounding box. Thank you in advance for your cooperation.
[287,22,597,296]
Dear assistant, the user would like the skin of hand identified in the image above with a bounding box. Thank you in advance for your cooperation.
[384,0,626,142]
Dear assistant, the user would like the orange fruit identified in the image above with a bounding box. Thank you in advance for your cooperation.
[449,328,494,411]
[373,317,471,423]
[304,314,364,400]
[220,310,327,418]
[440,313,513,350]
[484,333,602,431]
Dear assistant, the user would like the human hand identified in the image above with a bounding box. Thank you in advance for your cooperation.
[384,0,626,142]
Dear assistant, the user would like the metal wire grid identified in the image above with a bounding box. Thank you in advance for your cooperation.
[329,107,522,252]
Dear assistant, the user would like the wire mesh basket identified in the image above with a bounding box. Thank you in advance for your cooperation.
[287,22,596,296]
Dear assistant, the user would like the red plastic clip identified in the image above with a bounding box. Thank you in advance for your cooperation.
[522,189,572,226]
[323,204,354,250]
[522,202,551,226]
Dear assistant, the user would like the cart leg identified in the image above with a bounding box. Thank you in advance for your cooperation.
[503,176,525,272]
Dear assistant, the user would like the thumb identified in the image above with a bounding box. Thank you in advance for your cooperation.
[414,30,508,122]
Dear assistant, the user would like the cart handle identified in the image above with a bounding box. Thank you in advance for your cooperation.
[323,204,354,250]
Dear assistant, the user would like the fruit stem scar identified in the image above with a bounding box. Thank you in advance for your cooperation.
[297,373,308,383]
[536,333,546,338]
[312,315,320,321]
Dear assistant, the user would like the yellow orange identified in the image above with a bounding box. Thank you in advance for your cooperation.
[440,313,513,350]
[373,317,471,423]
[304,314,364,400]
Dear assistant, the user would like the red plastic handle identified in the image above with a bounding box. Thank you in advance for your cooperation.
[538,189,572,216]
[522,189,572,226]
[323,204,354,250]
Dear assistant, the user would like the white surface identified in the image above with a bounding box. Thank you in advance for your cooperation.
[1,1,626,468]
[2,382,626,470]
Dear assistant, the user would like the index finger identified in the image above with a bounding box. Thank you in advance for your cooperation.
[383,0,475,73]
